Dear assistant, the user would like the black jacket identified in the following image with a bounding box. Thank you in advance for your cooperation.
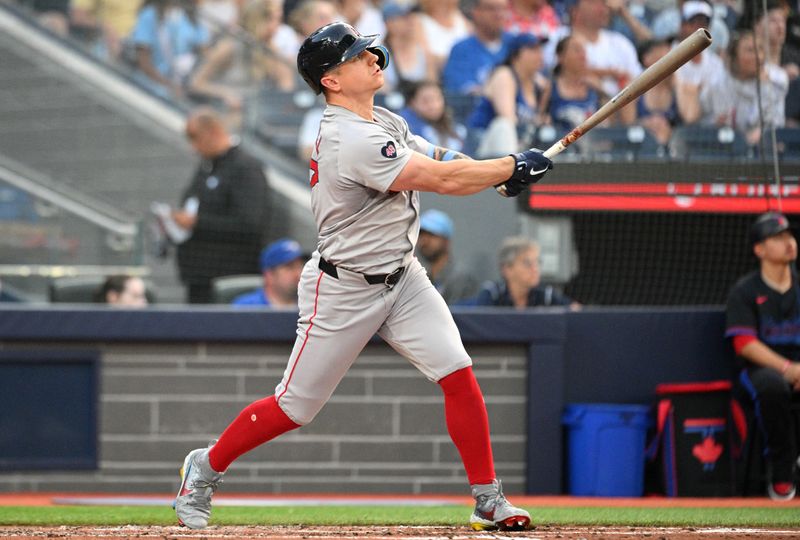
[177,145,270,283]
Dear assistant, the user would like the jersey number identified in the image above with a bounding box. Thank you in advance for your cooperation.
[309,159,319,188]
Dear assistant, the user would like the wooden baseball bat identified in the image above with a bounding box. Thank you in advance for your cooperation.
[541,28,712,159]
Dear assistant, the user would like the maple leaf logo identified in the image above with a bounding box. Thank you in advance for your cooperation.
[692,436,723,470]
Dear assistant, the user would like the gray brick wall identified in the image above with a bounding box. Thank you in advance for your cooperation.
[0,342,529,495]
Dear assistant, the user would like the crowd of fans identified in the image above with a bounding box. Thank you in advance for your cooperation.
[16,0,800,155]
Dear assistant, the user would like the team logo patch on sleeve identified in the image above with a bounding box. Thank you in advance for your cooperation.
[381,141,398,158]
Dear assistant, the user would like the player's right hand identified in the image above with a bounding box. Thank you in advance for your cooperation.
[495,149,553,197]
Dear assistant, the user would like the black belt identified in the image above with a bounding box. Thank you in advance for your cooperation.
[319,257,405,286]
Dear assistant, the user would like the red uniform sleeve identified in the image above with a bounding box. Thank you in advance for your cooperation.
[732,334,757,356]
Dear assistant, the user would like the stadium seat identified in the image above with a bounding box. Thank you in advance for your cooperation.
[776,128,800,162]
[443,93,481,125]
[564,126,667,161]
[669,125,748,163]
[49,276,105,303]
[210,274,262,304]
[528,125,582,159]
[578,126,664,162]
[49,276,156,304]
[251,89,318,156]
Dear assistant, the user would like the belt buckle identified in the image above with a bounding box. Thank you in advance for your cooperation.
[384,267,403,286]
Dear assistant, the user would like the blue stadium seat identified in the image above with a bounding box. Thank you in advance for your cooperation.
[776,128,800,162]
[668,125,748,163]
[578,126,664,162]
[444,93,481,125]
[251,89,318,156]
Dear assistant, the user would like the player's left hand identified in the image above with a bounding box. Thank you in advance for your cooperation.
[495,149,553,198]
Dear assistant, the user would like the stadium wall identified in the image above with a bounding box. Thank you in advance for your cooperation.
[0,307,728,495]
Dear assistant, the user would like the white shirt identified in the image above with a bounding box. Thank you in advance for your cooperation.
[545,27,643,96]
[419,12,470,60]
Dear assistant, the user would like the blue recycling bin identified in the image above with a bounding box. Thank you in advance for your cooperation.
[562,403,651,496]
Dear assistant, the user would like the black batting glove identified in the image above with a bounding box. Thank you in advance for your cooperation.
[495,149,553,198]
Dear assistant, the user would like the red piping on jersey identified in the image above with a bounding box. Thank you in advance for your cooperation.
[733,334,757,355]
[278,271,324,401]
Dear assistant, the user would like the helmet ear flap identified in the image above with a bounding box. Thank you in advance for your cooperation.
[367,45,390,70]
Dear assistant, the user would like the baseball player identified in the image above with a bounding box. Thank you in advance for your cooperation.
[174,22,553,531]
[725,212,800,501]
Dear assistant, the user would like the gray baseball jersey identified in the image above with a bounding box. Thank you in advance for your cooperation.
[274,104,471,425]
[311,105,429,274]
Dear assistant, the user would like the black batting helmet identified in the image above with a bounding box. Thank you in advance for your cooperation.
[297,22,390,94]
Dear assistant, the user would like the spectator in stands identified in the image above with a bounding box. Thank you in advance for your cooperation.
[749,0,799,80]
[297,102,325,161]
[198,0,242,35]
[417,0,471,73]
[130,0,210,98]
[232,238,304,306]
[544,0,643,100]
[336,0,384,38]
[746,1,800,132]
[399,81,466,152]
[277,0,339,60]
[506,0,560,37]
[441,0,514,96]
[636,38,682,144]
[725,212,800,501]
[671,0,727,124]
[173,107,270,303]
[26,0,71,36]
[651,0,731,54]
[546,35,602,134]
[94,275,149,307]
[468,33,549,157]
[470,236,579,309]
[381,1,438,93]
[415,209,478,305]
[188,0,295,113]
[69,0,142,59]
[606,0,655,45]
[701,30,788,144]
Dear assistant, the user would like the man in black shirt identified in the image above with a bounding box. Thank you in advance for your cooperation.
[725,212,800,501]
[173,108,270,303]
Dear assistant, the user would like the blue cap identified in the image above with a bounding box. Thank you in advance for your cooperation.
[419,209,454,239]
[259,238,303,271]
[382,1,413,20]
[508,33,548,56]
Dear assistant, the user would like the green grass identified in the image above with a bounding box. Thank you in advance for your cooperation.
[1,505,799,527]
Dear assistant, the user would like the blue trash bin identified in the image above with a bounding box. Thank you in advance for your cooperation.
[562,403,651,497]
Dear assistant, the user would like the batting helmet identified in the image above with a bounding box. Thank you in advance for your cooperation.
[297,22,390,94]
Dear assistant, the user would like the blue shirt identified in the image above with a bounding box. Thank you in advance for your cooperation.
[548,79,599,133]
[468,68,538,130]
[131,6,209,80]
[399,108,466,151]
[232,289,272,306]
[442,34,514,95]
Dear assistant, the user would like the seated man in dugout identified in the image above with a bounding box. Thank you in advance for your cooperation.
[725,212,800,501]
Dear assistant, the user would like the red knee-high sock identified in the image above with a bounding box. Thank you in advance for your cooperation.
[208,395,300,473]
[438,366,496,485]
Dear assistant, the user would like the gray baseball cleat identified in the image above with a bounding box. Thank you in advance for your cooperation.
[173,443,224,529]
[469,479,531,531]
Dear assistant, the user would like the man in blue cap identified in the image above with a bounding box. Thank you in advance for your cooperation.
[416,209,478,304]
[232,239,305,307]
